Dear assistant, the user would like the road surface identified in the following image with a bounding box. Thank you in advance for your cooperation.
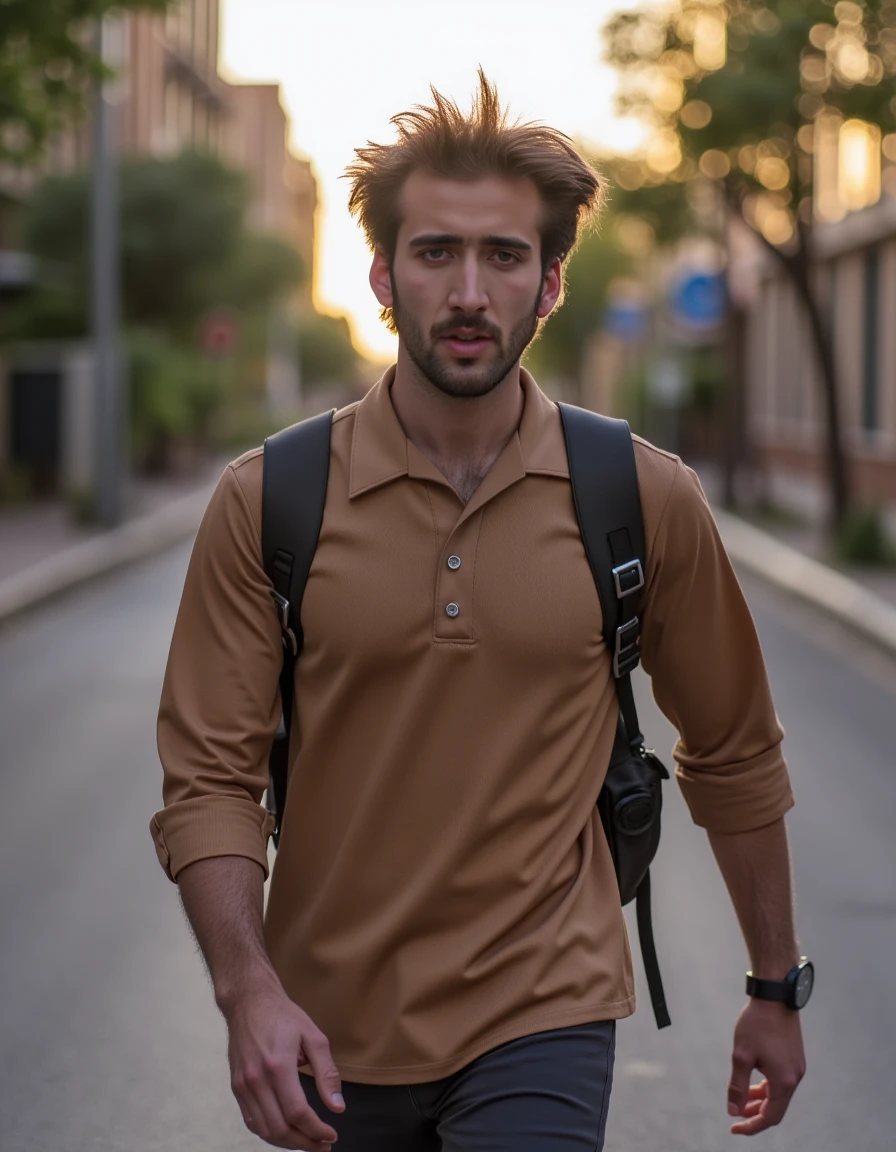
[0,542,892,1150]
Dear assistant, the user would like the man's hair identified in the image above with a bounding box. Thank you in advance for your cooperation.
[345,69,606,332]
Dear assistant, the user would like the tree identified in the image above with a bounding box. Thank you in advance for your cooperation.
[603,0,896,531]
[298,311,360,389]
[0,0,171,165]
[524,224,632,390]
[13,150,303,340]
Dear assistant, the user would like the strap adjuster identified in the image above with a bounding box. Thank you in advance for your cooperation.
[270,590,298,657]
[612,558,644,599]
[613,616,640,677]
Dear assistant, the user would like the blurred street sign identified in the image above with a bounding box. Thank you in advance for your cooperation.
[670,271,727,332]
[650,356,687,405]
[603,299,648,342]
[201,309,239,357]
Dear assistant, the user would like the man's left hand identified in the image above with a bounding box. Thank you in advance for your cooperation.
[726,999,806,1135]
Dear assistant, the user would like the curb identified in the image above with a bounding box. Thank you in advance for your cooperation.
[0,483,214,624]
[713,507,896,657]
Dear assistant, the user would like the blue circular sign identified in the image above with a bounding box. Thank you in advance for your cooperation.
[671,272,727,329]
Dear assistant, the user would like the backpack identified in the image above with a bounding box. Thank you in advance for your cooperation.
[261,403,671,1029]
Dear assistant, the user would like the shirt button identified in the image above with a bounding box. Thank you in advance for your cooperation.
[445,603,460,618]
[447,555,462,570]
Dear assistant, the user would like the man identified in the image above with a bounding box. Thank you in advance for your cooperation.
[151,73,807,1151]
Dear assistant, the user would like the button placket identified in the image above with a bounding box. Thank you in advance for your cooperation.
[434,513,482,642]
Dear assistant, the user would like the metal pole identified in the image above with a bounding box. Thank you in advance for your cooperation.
[91,15,123,526]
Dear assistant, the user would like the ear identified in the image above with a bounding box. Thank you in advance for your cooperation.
[536,256,563,318]
[369,246,394,308]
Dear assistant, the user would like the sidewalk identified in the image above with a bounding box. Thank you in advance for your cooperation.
[696,462,896,612]
[0,457,226,621]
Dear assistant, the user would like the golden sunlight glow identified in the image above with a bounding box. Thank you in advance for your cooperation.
[647,129,682,173]
[756,201,795,246]
[693,10,727,72]
[699,149,730,179]
[835,41,871,83]
[838,119,882,212]
[814,113,845,222]
[680,99,712,129]
[755,156,791,191]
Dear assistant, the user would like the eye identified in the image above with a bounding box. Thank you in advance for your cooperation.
[421,248,450,262]
[492,250,519,265]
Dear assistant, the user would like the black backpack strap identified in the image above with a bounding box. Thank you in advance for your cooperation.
[558,402,670,1030]
[261,408,334,845]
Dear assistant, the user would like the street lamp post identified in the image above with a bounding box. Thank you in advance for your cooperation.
[92,15,124,527]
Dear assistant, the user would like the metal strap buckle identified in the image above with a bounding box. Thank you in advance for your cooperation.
[270,590,298,657]
[612,558,644,599]
[613,616,640,677]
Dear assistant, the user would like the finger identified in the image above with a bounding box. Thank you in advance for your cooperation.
[268,1057,339,1145]
[247,1080,307,1149]
[727,1047,753,1116]
[731,1073,798,1135]
[304,1031,346,1114]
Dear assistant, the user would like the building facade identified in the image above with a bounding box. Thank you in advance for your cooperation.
[744,195,896,505]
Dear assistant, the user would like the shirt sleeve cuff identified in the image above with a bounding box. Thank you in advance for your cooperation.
[675,744,795,833]
[150,796,276,882]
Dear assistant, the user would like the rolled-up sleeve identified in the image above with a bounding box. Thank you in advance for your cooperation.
[150,457,282,881]
[639,459,794,833]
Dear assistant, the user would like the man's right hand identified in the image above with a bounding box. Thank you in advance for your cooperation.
[224,979,345,1150]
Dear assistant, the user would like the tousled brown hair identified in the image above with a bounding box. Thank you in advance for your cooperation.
[345,69,606,332]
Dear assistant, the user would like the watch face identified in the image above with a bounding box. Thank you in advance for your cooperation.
[793,962,814,1009]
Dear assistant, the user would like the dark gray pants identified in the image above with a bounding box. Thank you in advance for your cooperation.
[300,1021,616,1151]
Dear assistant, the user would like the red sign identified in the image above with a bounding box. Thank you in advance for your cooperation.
[201,309,239,357]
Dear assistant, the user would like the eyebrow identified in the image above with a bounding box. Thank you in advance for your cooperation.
[408,233,534,253]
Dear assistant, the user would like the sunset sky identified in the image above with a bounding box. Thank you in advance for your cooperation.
[220,0,649,362]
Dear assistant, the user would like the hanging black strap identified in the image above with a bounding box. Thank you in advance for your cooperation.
[261,408,334,845]
[559,402,670,1030]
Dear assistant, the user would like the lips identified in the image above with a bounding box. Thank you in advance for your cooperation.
[440,330,494,356]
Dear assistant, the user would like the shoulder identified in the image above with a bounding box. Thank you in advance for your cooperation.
[631,435,688,540]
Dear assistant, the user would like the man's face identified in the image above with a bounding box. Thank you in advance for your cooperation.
[370,172,562,398]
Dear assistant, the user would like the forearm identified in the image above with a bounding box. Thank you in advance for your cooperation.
[707,816,800,979]
[177,855,281,1014]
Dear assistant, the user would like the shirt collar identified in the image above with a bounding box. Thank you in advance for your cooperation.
[349,364,570,499]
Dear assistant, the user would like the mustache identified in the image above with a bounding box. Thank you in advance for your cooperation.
[431,316,501,340]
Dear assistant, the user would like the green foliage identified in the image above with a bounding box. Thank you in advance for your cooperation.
[524,225,632,380]
[21,150,304,341]
[835,504,896,565]
[127,328,225,470]
[298,311,359,388]
[603,0,896,239]
[0,0,172,164]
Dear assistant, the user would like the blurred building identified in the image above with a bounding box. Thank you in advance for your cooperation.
[0,0,318,496]
[222,81,317,309]
[739,127,896,508]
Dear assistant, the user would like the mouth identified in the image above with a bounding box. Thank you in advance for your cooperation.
[440,330,494,357]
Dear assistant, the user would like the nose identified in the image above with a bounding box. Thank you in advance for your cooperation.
[447,250,489,313]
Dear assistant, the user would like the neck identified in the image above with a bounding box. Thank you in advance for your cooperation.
[389,344,525,470]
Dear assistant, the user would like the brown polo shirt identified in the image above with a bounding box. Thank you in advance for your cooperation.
[151,367,792,1084]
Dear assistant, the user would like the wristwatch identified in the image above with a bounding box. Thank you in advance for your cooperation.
[746,958,814,1010]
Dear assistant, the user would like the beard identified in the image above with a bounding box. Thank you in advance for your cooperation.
[391,283,542,399]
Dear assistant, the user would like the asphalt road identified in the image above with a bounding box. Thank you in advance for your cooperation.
[0,542,892,1151]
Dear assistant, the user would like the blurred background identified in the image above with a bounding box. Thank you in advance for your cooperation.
[1,4,895,1151]
[1,0,894,552]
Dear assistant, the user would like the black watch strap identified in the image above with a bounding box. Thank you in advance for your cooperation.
[745,973,791,1002]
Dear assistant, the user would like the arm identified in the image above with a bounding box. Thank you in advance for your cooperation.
[178,856,345,1150]
[635,455,803,1134]
[707,818,806,1136]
